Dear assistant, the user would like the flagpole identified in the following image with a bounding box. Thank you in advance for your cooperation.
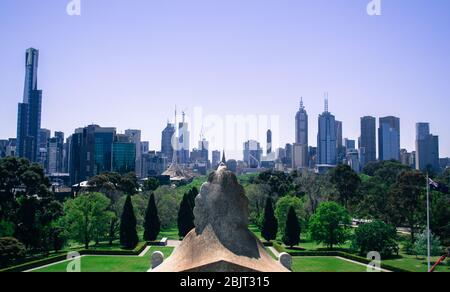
[426,173,431,272]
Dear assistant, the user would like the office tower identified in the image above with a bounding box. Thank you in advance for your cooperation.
[292,143,309,169]
[178,112,190,164]
[39,129,51,149]
[243,140,262,168]
[161,122,175,162]
[125,129,142,178]
[295,98,308,145]
[212,150,221,168]
[335,121,343,147]
[142,151,168,177]
[16,48,43,162]
[5,138,17,157]
[284,143,293,167]
[276,148,286,161]
[317,98,337,165]
[400,149,416,168]
[0,140,7,158]
[378,116,400,161]
[346,149,360,173]
[267,129,272,154]
[360,116,377,165]
[46,132,64,174]
[113,134,136,174]
[68,125,116,185]
[415,123,439,172]
[141,141,149,154]
[344,138,356,151]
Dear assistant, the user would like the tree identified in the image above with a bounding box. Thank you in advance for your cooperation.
[0,237,26,268]
[178,192,195,238]
[352,220,399,257]
[63,192,113,249]
[154,186,178,228]
[143,177,160,192]
[120,195,139,249]
[275,196,304,234]
[143,193,161,241]
[261,197,278,242]
[282,207,300,248]
[413,230,443,258]
[309,202,351,250]
[246,183,271,226]
[328,164,361,209]
[119,172,139,195]
[389,171,425,242]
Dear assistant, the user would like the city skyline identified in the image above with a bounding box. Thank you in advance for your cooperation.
[1,1,450,159]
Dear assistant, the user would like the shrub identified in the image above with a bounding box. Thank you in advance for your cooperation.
[0,237,26,268]
[352,220,399,257]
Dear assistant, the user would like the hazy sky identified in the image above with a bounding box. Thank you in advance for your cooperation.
[1,0,449,159]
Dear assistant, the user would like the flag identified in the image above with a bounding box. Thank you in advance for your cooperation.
[428,178,449,194]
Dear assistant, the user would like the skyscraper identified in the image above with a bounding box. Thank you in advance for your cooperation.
[378,116,400,161]
[415,123,439,172]
[243,140,262,168]
[335,120,343,147]
[125,129,142,178]
[295,98,308,146]
[266,129,272,154]
[178,112,190,164]
[16,48,42,162]
[360,116,377,164]
[161,122,175,162]
[317,98,337,166]
[113,134,136,174]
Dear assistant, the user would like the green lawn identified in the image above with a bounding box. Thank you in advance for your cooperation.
[383,254,450,273]
[31,247,174,273]
[292,257,367,272]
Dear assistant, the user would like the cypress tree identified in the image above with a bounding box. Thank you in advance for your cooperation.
[143,193,161,242]
[261,197,278,242]
[120,195,139,249]
[178,192,195,238]
[282,206,301,248]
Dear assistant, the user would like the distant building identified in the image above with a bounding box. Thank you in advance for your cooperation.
[378,116,400,161]
[346,149,360,173]
[266,129,272,154]
[415,123,439,173]
[178,113,190,164]
[243,140,262,168]
[113,134,136,174]
[360,116,377,165]
[16,48,42,162]
[212,150,221,169]
[141,141,149,154]
[39,128,51,149]
[400,149,415,168]
[284,143,293,168]
[125,129,142,178]
[292,143,308,169]
[439,158,450,171]
[344,138,356,150]
[68,125,116,185]
[142,151,168,177]
[295,98,308,145]
[317,98,337,166]
[46,132,64,174]
[161,122,175,162]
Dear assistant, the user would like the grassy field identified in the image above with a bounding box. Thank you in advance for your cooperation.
[31,247,174,273]
[292,257,367,272]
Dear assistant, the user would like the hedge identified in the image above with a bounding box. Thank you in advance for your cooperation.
[0,242,148,273]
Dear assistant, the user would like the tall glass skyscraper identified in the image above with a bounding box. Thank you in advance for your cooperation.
[294,98,309,168]
[360,116,377,164]
[378,116,400,161]
[16,48,42,162]
[161,122,175,162]
[415,123,439,172]
[317,98,337,166]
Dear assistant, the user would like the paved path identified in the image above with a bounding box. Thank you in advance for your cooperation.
[139,246,151,257]
[167,240,181,247]
[268,247,280,258]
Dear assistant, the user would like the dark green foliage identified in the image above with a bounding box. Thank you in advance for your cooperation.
[352,220,399,257]
[309,202,351,250]
[255,170,293,197]
[143,177,160,192]
[143,193,161,241]
[120,195,139,249]
[282,207,300,248]
[261,197,278,242]
[328,164,361,209]
[178,191,195,238]
[0,237,26,268]
[389,171,425,242]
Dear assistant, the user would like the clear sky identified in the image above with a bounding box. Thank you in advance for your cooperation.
[1,0,449,159]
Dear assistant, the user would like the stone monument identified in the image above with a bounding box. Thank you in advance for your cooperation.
[153,163,289,272]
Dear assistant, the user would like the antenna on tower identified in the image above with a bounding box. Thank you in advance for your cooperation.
[324,93,329,112]
[300,97,304,110]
